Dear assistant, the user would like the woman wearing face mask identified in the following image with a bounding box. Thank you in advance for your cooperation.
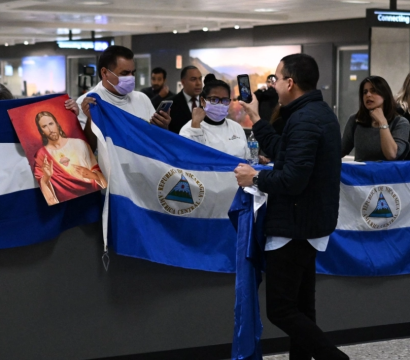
[179,77,248,159]
[342,76,410,161]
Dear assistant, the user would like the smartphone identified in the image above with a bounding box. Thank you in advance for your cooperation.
[237,74,252,103]
[156,100,173,113]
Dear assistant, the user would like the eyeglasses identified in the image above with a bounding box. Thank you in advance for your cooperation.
[206,96,232,106]
[271,75,291,84]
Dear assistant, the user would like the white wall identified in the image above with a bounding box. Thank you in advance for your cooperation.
[371,27,410,95]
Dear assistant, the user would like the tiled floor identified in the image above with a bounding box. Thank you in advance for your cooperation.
[263,338,410,359]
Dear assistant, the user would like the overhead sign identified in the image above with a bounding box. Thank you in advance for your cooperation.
[367,8,410,28]
[57,41,109,51]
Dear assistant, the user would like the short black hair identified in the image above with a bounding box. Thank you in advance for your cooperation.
[201,79,231,99]
[152,67,167,79]
[267,74,275,81]
[0,84,13,100]
[280,54,319,92]
[97,45,134,80]
[181,65,199,80]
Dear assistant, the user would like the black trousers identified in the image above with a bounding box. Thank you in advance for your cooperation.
[265,240,349,360]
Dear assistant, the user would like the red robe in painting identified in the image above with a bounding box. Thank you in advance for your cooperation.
[34,144,104,204]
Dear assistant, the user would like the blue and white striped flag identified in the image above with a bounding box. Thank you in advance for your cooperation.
[89,93,241,272]
[317,161,410,276]
[0,94,102,249]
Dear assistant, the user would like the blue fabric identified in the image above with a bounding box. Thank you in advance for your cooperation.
[0,94,102,249]
[316,161,410,276]
[316,228,410,276]
[109,193,237,273]
[341,161,410,185]
[90,93,244,273]
[229,188,266,360]
[89,92,243,171]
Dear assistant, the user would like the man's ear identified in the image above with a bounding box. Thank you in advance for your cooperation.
[287,78,296,92]
[101,67,108,80]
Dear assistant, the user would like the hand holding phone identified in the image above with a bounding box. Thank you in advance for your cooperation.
[237,74,252,103]
[156,100,173,114]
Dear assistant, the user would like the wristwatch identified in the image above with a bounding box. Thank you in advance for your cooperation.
[379,124,389,129]
[252,173,259,186]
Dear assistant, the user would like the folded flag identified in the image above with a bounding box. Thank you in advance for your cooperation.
[316,161,410,276]
[89,94,243,273]
[229,187,267,360]
[0,94,102,249]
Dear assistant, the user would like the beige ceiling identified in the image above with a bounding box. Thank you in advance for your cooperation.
[0,0,405,46]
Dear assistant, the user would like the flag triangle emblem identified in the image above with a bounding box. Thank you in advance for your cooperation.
[165,175,194,204]
[369,192,393,218]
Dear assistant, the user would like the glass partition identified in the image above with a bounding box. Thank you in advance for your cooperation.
[67,56,98,99]
[0,59,23,97]
[134,54,151,91]
[336,46,369,136]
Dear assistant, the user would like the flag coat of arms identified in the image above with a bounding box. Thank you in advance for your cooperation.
[316,161,410,276]
[89,93,243,273]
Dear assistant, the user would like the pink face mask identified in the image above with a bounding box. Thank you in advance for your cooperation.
[107,69,135,95]
[203,101,229,122]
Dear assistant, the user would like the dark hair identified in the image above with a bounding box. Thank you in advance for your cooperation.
[97,45,134,80]
[280,53,319,92]
[0,84,13,100]
[267,74,275,81]
[181,65,199,80]
[204,73,217,84]
[35,111,67,146]
[201,79,231,99]
[356,76,398,126]
[152,67,167,79]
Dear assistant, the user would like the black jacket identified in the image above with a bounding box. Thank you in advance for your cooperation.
[140,87,175,109]
[253,90,341,239]
[169,91,193,133]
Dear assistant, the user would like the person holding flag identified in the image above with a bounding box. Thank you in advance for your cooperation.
[234,54,349,360]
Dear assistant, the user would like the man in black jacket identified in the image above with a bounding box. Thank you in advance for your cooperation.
[169,66,202,133]
[234,54,348,360]
[141,67,174,109]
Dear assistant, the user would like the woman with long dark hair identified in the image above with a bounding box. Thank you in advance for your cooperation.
[342,76,410,161]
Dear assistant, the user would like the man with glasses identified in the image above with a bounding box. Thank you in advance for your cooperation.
[179,78,248,159]
[254,74,279,121]
[77,45,171,151]
[234,54,349,360]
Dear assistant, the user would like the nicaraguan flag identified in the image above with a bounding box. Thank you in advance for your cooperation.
[89,94,241,272]
[229,187,267,360]
[0,94,102,249]
[317,161,410,276]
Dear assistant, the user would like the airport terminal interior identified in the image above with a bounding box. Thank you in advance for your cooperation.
[1,0,410,359]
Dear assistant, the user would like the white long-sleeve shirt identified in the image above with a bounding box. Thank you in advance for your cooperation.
[180,118,249,159]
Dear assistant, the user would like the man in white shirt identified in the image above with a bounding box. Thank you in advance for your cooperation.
[77,45,171,151]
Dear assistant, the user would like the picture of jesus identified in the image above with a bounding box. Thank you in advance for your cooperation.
[33,111,107,205]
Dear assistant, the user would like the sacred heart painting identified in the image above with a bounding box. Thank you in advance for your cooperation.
[8,94,107,206]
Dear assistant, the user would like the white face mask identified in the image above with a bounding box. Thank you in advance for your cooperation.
[107,69,135,95]
[203,101,229,122]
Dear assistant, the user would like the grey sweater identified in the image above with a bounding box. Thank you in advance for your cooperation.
[341,114,410,161]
